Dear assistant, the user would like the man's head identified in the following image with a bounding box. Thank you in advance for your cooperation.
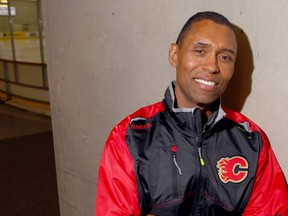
[176,11,235,48]
[169,11,237,110]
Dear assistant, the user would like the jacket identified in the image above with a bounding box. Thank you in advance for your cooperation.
[96,82,288,216]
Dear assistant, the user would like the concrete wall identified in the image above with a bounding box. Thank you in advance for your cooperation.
[42,0,288,215]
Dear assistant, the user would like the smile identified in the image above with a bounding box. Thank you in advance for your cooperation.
[194,79,216,86]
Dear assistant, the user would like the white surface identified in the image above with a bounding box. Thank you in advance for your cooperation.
[0,39,43,63]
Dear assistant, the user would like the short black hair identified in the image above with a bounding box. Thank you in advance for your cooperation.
[176,11,234,47]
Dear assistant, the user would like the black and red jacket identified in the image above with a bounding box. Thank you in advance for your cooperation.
[96,82,288,216]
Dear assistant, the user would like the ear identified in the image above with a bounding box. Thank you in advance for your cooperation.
[169,43,178,67]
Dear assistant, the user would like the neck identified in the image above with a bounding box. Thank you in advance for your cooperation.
[200,106,214,124]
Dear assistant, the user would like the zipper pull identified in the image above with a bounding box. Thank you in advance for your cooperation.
[171,146,182,175]
[198,147,205,166]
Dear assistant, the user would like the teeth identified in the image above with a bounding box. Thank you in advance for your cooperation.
[195,79,216,86]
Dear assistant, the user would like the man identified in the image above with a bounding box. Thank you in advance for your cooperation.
[96,11,288,215]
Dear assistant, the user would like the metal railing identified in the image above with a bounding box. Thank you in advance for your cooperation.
[0,57,49,104]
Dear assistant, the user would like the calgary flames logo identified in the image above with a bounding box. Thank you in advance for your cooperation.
[216,156,249,184]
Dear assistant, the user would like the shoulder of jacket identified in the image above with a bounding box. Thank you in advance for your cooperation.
[127,101,164,123]
[111,101,164,130]
[222,106,263,133]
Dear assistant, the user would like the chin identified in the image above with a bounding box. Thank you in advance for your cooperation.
[196,98,218,108]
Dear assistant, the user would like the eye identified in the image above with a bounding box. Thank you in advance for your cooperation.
[219,54,233,63]
[194,48,206,55]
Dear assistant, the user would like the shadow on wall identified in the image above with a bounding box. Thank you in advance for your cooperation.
[222,25,254,112]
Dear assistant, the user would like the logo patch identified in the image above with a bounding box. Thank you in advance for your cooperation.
[216,156,249,184]
[131,122,152,130]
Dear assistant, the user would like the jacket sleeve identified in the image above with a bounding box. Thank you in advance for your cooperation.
[95,121,141,216]
[243,132,288,216]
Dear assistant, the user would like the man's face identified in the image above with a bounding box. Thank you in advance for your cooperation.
[169,19,237,109]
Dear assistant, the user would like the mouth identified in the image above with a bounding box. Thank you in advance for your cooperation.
[194,78,217,86]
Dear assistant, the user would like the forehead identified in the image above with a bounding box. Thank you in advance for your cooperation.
[183,19,237,51]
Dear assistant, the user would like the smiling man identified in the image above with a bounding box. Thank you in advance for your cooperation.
[96,11,288,216]
[169,19,237,113]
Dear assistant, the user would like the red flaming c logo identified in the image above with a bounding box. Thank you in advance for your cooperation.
[216,156,249,184]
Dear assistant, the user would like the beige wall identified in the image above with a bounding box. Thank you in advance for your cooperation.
[42,1,288,215]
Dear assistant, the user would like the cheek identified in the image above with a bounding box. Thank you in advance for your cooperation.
[180,58,200,75]
[222,67,234,82]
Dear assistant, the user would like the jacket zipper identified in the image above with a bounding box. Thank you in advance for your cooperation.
[171,146,182,175]
[196,137,205,167]
[171,146,181,198]
[198,146,205,166]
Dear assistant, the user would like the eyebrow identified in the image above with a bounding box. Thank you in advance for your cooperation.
[194,42,236,55]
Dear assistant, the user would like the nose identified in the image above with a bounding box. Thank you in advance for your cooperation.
[202,55,220,73]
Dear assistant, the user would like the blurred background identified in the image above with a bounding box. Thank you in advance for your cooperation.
[0,0,59,215]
